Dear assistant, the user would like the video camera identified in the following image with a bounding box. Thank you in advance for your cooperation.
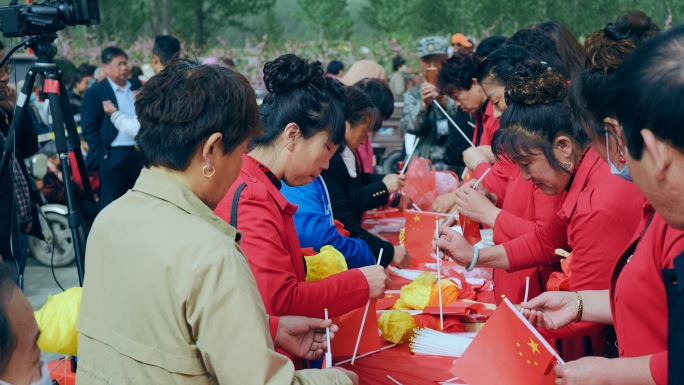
[0,0,99,37]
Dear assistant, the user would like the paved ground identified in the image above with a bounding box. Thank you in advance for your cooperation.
[24,256,80,363]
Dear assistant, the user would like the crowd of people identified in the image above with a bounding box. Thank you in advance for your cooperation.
[0,9,682,385]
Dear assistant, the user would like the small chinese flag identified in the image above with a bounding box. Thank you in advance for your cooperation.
[404,211,439,266]
[459,171,482,245]
[330,301,381,358]
[451,298,559,385]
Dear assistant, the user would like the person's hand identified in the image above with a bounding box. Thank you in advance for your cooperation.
[477,145,496,164]
[392,245,411,269]
[519,291,578,330]
[359,265,393,299]
[462,179,498,206]
[103,100,118,116]
[420,82,440,111]
[452,185,501,227]
[274,316,338,360]
[431,192,458,213]
[553,357,610,385]
[435,226,475,266]
[331,368,359,385]
[382,174,406,193]
[462,147,490,171]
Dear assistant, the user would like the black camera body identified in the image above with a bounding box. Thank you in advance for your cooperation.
[0,0,99,37]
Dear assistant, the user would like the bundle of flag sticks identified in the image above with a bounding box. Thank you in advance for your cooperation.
[409,327,472,357]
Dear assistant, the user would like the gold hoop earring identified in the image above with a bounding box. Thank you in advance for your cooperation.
[202,164,215,177]
[562,161,573,171]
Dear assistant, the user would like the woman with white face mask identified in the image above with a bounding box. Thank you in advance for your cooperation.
[520,19,684,385]
[436,59,643,349]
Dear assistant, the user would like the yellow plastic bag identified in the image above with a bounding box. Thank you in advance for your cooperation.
[378,310,417,344]
[392,272,437,310]
[34,287,81,356]
[305,245,348,282]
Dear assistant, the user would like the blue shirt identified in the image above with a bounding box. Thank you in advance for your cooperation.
[281,177,375,269]
[107,77,137,147]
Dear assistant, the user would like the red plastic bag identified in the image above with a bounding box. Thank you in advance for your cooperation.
[402,158,437,211]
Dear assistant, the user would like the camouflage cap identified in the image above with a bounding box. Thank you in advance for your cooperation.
[417,36,448,58]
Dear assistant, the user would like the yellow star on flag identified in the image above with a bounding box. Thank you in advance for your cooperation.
[386,294,393,298]
[527,338,540,354]
[518,351,523,357]
[526,359,531,365]
[413,215,421,222]
[516,342,521,347]
[534,361,538,366]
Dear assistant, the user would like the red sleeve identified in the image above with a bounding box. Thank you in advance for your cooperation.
[236,194,370,319]
[538,321,604,340]
[473,160,516,209]
[649,351,668,385]
[503,211,570,272]
[494,187,561,244]
[269,315,279,342]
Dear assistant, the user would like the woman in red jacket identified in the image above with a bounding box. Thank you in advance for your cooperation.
[432,46,563,305]
[214,54,391,322]
[436,59,642,347]
[522,21,683,385]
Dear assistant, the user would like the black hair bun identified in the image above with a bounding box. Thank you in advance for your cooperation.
[263,54,324,94]
[505,59,566,105]
[604,11,660,43]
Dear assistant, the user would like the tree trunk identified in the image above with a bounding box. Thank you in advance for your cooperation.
[195,0,205,47]
[148,0,160,36]
[162,0,171,34]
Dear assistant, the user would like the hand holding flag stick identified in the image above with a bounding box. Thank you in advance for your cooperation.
[351,248,384,365]
[442,167,492,227]
[432,100,475,147]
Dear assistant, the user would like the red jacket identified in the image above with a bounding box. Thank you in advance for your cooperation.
[503,147,643,339]
[472,101,499,146]
[610,203,684,385]
[490,168,564,304]
[214,154,370,319]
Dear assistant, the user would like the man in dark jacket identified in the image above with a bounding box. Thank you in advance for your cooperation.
[81,46,142,211]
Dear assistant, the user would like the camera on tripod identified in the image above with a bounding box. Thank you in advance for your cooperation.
[0,0,99,38]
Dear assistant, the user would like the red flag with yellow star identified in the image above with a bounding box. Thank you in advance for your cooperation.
[459,171,482,245]
[450,298,559,385]
[404,211,439,266]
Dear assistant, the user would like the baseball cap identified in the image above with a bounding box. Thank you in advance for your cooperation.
[451,33,473,48]
[417,36,448,58]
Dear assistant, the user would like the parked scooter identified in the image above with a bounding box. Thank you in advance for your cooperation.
[24,153,86,267]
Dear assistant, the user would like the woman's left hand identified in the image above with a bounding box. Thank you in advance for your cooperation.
[453,185,501,227]
[554,357,610,385]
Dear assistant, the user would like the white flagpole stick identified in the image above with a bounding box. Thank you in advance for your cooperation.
[334,344,396,366]
[387,375,404,385]
[441,167,493,227]
[523,276,530,303]
[431,100,475,147]
[467,121,476,128]
[411,203,423,212]
[472,167,491,189]
[351,249,384,365]
[400,138,420,175]
[324,308,332,368]
[435,217,444,331]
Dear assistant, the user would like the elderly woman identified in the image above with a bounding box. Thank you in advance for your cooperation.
[77,59,357,385]
[520,22,684,385]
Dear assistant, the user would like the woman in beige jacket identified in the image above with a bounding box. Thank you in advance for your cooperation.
[76,59,357,385]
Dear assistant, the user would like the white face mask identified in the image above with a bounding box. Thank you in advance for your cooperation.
[0,361,52,385]
[605,130,633,182]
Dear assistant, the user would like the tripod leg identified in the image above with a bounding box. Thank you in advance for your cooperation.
[57,80,98,225]
[44,78,86,286]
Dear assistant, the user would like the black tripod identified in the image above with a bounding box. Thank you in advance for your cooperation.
[0,34,97,286]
